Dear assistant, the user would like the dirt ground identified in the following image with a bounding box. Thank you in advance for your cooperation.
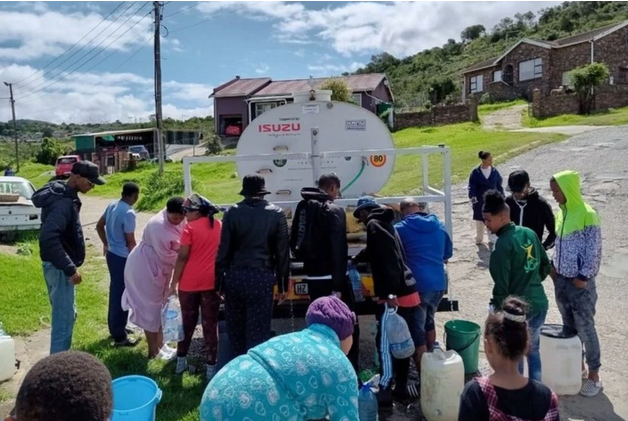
[3,125,628,420]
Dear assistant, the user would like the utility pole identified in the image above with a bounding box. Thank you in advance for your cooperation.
[153,1,164,174]
[3,82,19,172]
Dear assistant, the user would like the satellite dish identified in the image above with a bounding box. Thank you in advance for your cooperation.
[236,100,395,202]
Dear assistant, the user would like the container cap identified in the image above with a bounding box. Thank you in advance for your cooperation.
[540,324,578,339]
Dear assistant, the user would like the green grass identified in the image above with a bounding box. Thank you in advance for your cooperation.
[522,106,628,128]
[0,240,208,421]
[10,162,55,188]
[380,122,566,196]
[478,99,527,117]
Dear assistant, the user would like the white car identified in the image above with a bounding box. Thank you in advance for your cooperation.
[0,176,41,233]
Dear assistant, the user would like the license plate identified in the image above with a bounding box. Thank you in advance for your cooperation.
[294,282,309,295]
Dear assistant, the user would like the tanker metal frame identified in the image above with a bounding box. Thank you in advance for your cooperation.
[183,144,459,319]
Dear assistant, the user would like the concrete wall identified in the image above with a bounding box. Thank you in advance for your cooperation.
[395,99,478,130]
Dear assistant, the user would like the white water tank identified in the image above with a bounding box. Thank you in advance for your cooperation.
[421,348,464,421]
[540,324,582,395]
[0,334,16,382]
[236,97,395,203]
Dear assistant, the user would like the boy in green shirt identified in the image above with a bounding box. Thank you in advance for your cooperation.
[482,190,551,382]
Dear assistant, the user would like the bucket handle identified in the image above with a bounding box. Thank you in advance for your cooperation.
[444,331,480,354]
[156,388,163,404]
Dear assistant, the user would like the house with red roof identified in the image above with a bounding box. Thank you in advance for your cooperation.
[209,74,393,137]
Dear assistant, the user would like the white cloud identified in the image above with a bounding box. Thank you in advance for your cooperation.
[255,64,270,74]
[0,5,153,61]
[307,62,365,76]
[0,63,212,124]
[196,1,561,57]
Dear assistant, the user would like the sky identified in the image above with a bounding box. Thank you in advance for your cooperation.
[0,0,561,124]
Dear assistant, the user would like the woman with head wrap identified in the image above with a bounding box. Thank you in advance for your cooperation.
[200,296,359,421]
[169,194,222,380]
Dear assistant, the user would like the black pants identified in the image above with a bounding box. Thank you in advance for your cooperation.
[307,277,361,374]
[106,252,129,343]
[376,304,411,389]
[224,267,276,358]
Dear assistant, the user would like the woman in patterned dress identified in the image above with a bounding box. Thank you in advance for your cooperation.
[200,296,359,421]
[458,297,559,421]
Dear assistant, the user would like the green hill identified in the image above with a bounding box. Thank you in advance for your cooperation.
[350,1,628,109]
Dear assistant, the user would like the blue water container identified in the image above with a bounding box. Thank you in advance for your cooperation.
[358,382,378,421]
[111,376,162,421]
[348,262,364,302]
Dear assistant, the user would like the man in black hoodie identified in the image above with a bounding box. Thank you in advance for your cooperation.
[353,196,422,404]
[32,161,105,354]
[290,173,360,372]
[506,170,556,250]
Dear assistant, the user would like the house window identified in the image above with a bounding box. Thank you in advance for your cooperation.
[561,71,573,87]
[470,75,483,93]
[351,93,362,106]
[255,102,280,118]
[493,70,503,83]
[619,67,628,84]
[519,58,543,81]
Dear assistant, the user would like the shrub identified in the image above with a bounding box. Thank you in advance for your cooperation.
[318,78,352,102]
[136,169,193,212]
[204,134,224,156]
[569,62,610,114]
[479,93,495,105]
[35,138,72,165]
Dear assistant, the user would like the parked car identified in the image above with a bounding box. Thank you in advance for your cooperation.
[128,145,150,160]
[0,177,41,234]
[55,155,81,178]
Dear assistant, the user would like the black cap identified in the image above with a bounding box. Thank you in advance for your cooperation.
[239,174,269,196]
[71,161,105,185]
[508,170,529,193]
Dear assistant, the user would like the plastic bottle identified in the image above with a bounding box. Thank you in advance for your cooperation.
[348,262,364,302]
[358,377,379,421]
[0,323,16,382]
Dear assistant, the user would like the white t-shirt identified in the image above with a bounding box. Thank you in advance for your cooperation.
[481,166,492,179]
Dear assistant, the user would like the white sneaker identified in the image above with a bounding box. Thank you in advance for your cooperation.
[157,349,177,362]
[175,357,188,374]
[580,378,603,397]
[206,364,218,382]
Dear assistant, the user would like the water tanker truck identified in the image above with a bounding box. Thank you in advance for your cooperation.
[183,90,458,318]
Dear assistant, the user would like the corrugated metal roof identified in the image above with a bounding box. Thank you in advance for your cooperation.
[72,128,155,137]
[212,78,271,98]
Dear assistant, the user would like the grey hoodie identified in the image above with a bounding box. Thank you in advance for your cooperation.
[32,181,85,276]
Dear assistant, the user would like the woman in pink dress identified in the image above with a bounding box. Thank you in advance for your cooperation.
[123,197,186,359]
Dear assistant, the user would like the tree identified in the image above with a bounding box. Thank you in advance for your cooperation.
[36,138,72,165]
[569,62,610,114]
[460,24,485,42]
[319,78,352,102]
[42,127,54,138]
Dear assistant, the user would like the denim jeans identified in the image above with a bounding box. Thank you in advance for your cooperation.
[518,309,547,381]
[43,262,76,354]
[554,275,601,372]
[106,252,129,343]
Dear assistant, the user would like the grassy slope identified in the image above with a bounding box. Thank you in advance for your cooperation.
[478,100,527,118]
[522,105,628,128]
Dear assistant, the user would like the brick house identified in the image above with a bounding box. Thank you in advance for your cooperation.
[461,20,628,102]
[209,74,393,137]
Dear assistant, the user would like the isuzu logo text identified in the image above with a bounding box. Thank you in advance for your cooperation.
[258,123,301,133]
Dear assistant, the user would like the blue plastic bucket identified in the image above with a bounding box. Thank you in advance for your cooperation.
[112,375,162,421]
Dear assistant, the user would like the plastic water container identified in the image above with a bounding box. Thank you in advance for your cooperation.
[161,296,184,343]
[421,348,464,421]
[540,324,582,395]
[0,327,16,382]
[112,375,162,421]
[348,263,364,302]
[384,306,415,359]
[358,375,379,421]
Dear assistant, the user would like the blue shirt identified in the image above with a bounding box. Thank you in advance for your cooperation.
[395,212,453,293]
[103,200,136,258]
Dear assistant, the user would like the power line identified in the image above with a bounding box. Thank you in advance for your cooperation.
[15,4,152,102]
[14,2,135,89]
[165,3,196,18]
[111,36,154,73]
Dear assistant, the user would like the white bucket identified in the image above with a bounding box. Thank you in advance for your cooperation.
[0,335,16,382]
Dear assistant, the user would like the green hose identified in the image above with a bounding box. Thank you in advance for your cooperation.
[341,157,366,194]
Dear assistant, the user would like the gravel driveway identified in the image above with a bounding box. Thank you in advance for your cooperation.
[33,126,628,420]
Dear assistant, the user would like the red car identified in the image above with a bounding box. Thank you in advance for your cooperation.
[55,155,81,179]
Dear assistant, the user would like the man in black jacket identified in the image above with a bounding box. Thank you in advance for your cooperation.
[290,173,360,373]
[216,175,290,357]
[506,170,556,250]
[353,196,422,404]
[32,161,105,354]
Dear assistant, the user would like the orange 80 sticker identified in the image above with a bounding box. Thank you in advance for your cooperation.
[369,154,387,167]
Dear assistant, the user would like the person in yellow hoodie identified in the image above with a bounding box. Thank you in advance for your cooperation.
[549,170,602,397]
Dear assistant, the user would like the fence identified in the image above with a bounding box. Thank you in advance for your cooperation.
[531,85,628,118]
